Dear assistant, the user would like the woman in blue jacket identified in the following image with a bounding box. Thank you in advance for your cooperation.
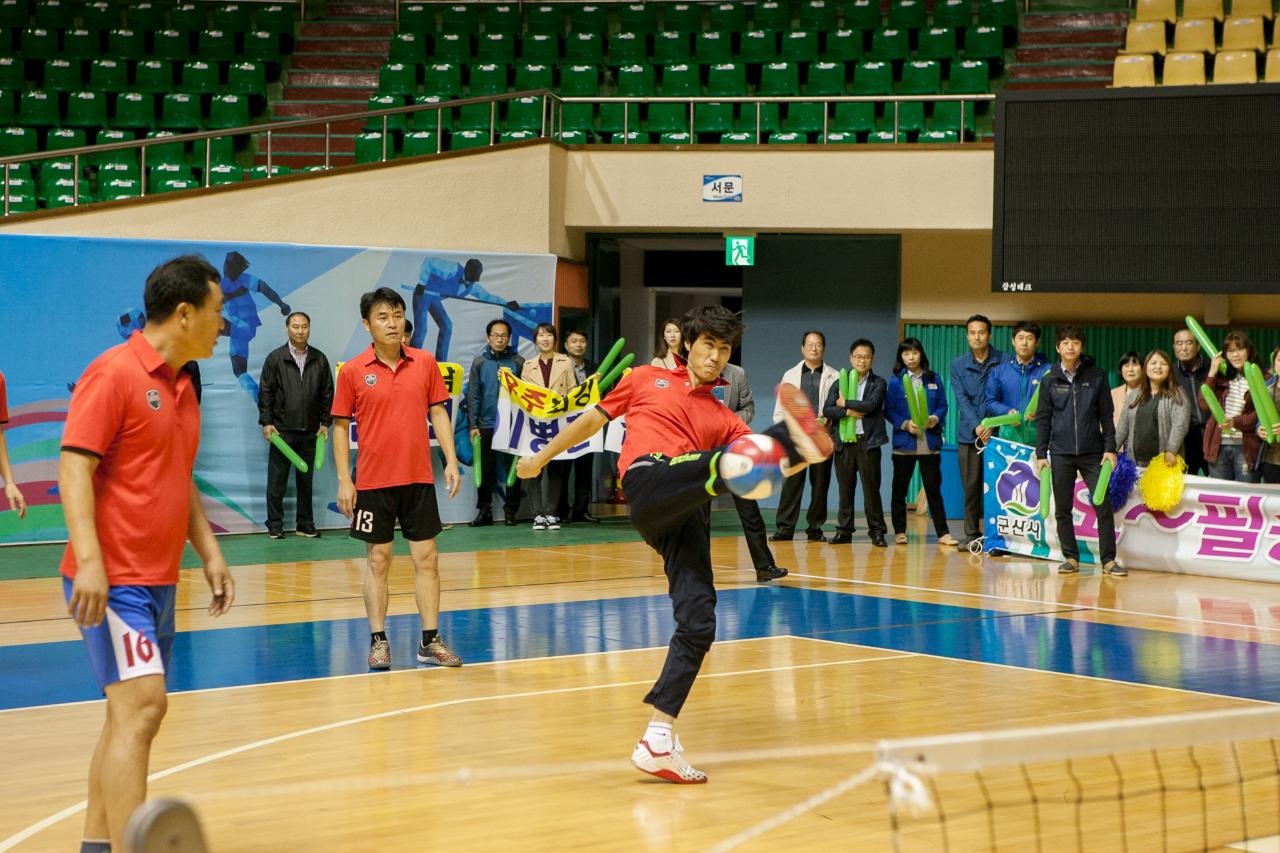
[886,338,956,546]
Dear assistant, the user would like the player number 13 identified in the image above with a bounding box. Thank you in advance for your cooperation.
[354,510,375,534]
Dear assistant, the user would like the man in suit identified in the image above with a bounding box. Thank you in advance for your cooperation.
[822,339,889,547]
[720,362,787,582]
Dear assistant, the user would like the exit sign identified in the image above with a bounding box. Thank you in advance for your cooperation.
[726,236,754,266]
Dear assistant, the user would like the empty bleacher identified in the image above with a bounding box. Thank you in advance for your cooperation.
[1115,0,1278,85]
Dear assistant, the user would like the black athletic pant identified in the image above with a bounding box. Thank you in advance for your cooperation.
[957,443,984,541]
[475,428,521,519]
[1050,453,1117,565]
[833,443,886,537]
[731,495,774,570]
[628,421,796,718]
[266,429,316,532]
[890,453,950,538]
[774,455,832,535]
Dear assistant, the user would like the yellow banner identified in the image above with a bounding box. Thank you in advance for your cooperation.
[498,367,600,418]
[335,360,463,395]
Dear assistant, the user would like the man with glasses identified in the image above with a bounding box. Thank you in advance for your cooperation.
[466,319,525,526]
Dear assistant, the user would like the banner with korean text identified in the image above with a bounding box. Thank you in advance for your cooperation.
[491,369,603,460]
[983,437,1280,582]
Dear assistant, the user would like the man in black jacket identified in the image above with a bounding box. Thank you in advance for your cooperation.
[258,312,334,539]
[1035,325,1121,576]
[822,339,889,547]
[1172,328,1210,476]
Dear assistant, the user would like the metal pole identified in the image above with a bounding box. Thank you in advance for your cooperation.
[755,101,760,144]
[959,99,966,143]
[688,101,694,140]
[4,166,10,215]
[822,103,827,144]
[893,101,899,142]
[558,101,562,140]
[381,114,388,160]
[140,144,147,196]
[203,138,211,187]
[266,129,273,176]
[489,100,496,145]
[325,122,331,168]
[622,98,628,143]
[72,152,80,204]
[540,94,547,138]
[436,106,443,152]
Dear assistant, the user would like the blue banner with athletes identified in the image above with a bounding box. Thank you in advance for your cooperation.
[0,235,554,544]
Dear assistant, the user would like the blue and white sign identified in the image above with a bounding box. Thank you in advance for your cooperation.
[703,174,743,202]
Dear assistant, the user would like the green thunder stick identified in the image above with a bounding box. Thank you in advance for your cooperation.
[472,433,482,487]
[846,368,860,443]
[314,432,327,472]
[599,353,635,392]
[1185,316,1226,375]
[269,431,308,473]
[1091,458,1113,507]
[596,336,627,378]
[1200,384,1227,426]
[1039,466,1052,519]
[980,413,1022,431]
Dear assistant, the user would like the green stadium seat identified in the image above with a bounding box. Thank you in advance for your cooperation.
[558,64,598,95]
[963,26,1002,64]
[364,94,407,132]
[894,59,939,134]
[482,5,520,38]
[933,0,973,30]
[153,173,200,194]
[125,2,164,30]
[825,130,856,142]
[197,134,235,166]
[422,64,462,98]
[39,174,90,203]
[206,163,244,185]
[757,62,799,134]
[354,131,388,163]
[64,29,101,62]
[99,155,141,178]
[93,127,134,160]
[824,29,863,62]
[248,163,291,180]
[503,95,543,131]
[65,90,108,128]
[525,4,564,36]
[214,3,251,32]
[785,101,824,134]
[739,30,779,65]
[431,32,469,65]
[0,0,18,31]
[608,31,645,66]
[659,130,691,143]
[112,92,154,130]
[621,3,661,35]
[608,130,649,144]
[169,4,207,33]
[977,0,1018,32]
[554,128,588,143]
[520,32,559,65]
[0,126,36,156]
[34,0,74,30]
[933,60,985,136]
[514,63,553,91]
[144,131,185,168]
[769,130,808,143]
[195,29,235,64]
[870,27,909,62]
[159,92,201,129]
[207,93,248,129]
[831,60,889,134]
[134,60,173,94]
[598,62,649,133]
[799,0,839,31]
[180,60,218,95]
[888,0,927,31]
[695,30,731,64]
[18,90,57,126]
[397,4,432,35]
[89,58,126,93]
[468,62,508,94]
[441,3,479,34]
[389,32,426,64]
[867,129,898,142]
[0,58,21,91]
[151,30,188,63]
[653,31,692,65]
[854,58,894,93]
[227,61,266,100]
[22,28,58,63]
[243,30,281,66]
[698,62,744,135]
[401,129,439,156]
[378,62,417,97]
[1,192,38,212]
[46,126,85,150]
[556,85,596,138]
[781,30,819,63]
[805,60,846,94]
[842,0,882,32]
[43,59,81,93]
[720,130,755,143]
[918,128,958,142]
[647,62,696,133]
[570,5,608,39]
[708,3,747,33]
[83,2,120,30]
[499,128,537,143]
[255,5,294,47]
[0,92,12,124]
[565,31,602,65]
[660,62,700,95]
[752,2,792,32]
[410,94,453,131]
[98,177,141,200]
[450,128,489,149]
[947,57,989,92]
[917,26,957,62]
[477,32,515,65]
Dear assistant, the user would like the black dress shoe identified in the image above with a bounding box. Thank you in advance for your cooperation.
[469,514,494,527]
[828,533,852,544]
[504,516,518,526]
[870,534,887,548]
[806,530,828,542]
[756,565,789,582]
[571,511,600,523]
[267,530,285,540]
[769,532,794,542]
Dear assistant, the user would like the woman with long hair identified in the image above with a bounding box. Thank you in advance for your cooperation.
[1202,330,1260,483]
[520,322,576,529]
[885,338,955,546]
[1115,349,1190,468]
[1111,351,1144,428]
[650,318,682,369]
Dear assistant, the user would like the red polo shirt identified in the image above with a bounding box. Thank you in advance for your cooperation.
[0,369,8,424]
[59,332,201,587]
[332,344,450,489]
[598,364,749,477]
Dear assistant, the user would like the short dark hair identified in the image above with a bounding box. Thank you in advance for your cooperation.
[1012,320,1041,342]
[403,319,413,340]
[1055,324,1085,346]
[1117,350,1141,371]
[486,318,512,337]
[144,254,220,323]
[849,338,875,355]
[286,311,310,326]
[565,329,587,342]
[966,314,993,334]
[681,304,744,349]
[535,322,558,343]
[802,330,826,347]
[360,286,405,320]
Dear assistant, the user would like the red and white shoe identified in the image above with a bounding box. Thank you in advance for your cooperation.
[776,383,834,464]
[631,737,708,784]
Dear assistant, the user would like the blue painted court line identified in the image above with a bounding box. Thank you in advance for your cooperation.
[3,587,1280,711]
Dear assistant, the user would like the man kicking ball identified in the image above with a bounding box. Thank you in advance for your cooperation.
[517,306,832,783]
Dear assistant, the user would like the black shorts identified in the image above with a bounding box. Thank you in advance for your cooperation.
[350,483,442,544]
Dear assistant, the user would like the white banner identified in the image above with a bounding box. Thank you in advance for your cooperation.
[491,391,603,460]
[604,414,627,454]
[984,438,1280,582]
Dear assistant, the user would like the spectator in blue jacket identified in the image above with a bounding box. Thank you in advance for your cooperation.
[466,319,525,526]
[823,339,889,547]
[985,320,1049,446]
[886,338,955,547]
[950,314,1006,549]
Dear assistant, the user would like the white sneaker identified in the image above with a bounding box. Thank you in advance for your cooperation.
[546,515,561,530]
[631,736,708,784]
[532,515,547,531]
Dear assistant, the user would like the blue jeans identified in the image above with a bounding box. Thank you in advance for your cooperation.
[1212,444,1261,483]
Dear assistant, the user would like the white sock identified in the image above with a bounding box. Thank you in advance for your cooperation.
[644,722,673,753]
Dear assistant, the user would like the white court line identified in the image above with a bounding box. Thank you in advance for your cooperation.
[0,649,911,851]
[1229,836,1280,852]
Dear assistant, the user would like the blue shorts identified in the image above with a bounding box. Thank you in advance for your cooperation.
[62,578,177,691]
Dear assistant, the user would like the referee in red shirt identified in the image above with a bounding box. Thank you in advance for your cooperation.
[518,305,833,784]
[331,287,463,671]
[61,256,235,853]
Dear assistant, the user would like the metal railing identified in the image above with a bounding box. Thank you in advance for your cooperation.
[0,89,993,215]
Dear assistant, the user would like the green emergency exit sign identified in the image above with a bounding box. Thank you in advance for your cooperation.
[726,236,754,266]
